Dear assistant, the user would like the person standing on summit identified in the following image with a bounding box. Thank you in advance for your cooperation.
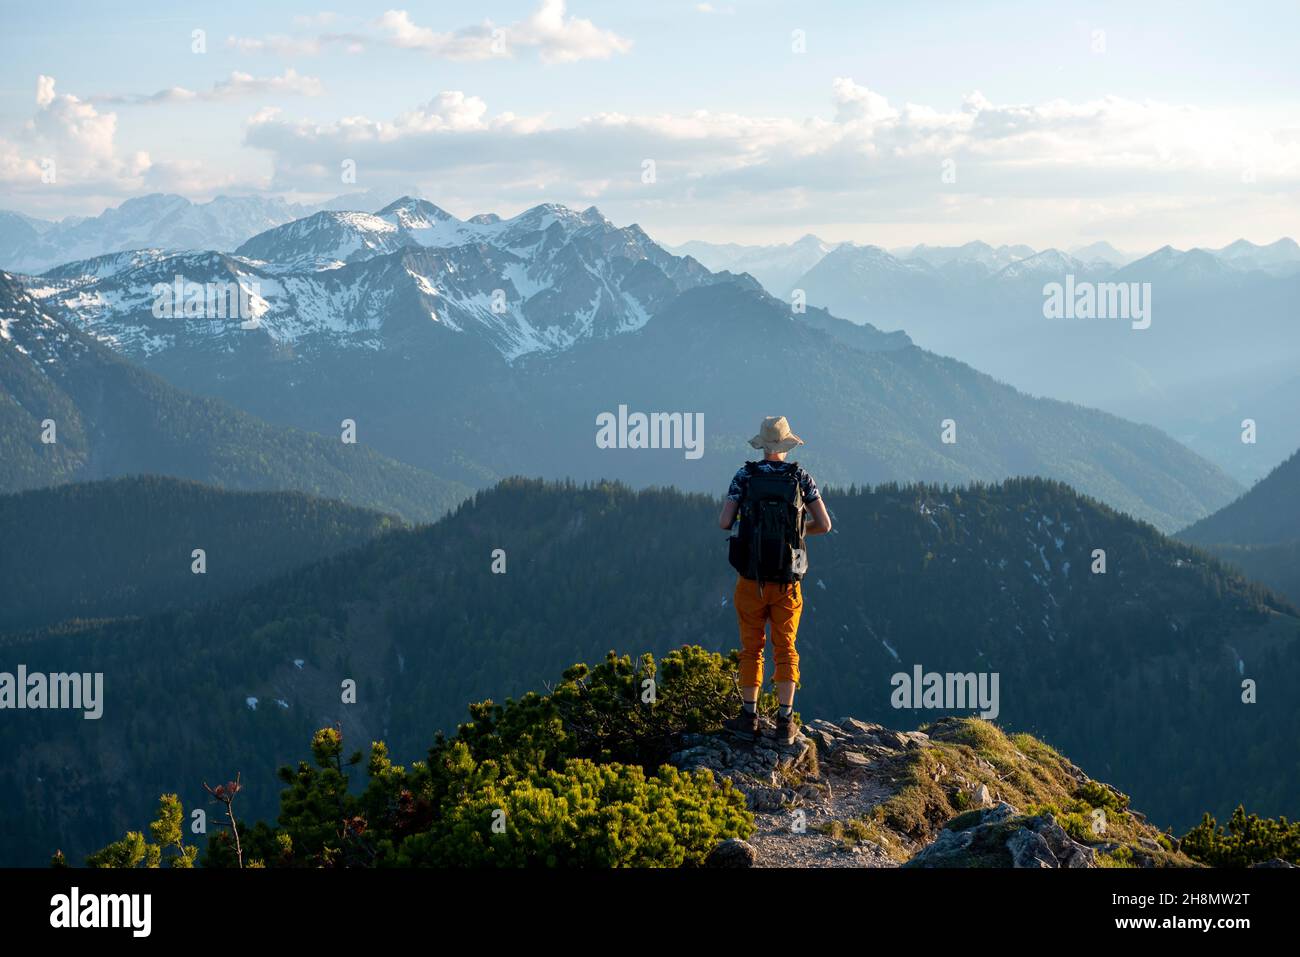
[718,416,832,745]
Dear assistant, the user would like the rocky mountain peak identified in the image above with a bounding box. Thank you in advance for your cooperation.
[675,715,1194,868]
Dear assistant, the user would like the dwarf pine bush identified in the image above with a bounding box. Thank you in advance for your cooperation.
[88,646,755,868]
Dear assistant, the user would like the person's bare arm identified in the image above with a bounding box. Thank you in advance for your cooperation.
[805,497,832,536]
[718,499,739,530]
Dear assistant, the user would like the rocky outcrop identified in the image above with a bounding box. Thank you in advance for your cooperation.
[669,715,929,868]
[670,727,822,813]
[906,802,1097,868]
[670,714,1194,869]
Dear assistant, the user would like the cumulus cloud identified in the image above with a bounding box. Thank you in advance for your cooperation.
[93,69,324,105]
[238,77,1300,242]
[373,10,503,60]
[507,0,632,63]
[0,76,150,192]
[235,1,632,63]
[9,68,1295,243]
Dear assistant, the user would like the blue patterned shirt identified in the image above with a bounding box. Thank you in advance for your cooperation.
[726,460,821,503]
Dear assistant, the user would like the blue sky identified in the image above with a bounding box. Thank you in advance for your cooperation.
[3,0,1297,248]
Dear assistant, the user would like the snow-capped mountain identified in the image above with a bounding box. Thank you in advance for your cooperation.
[1210,238,1300,276]
[234,210,418,271]
[905,241,1037,271]
[993,248,1099,281]
[6,203,1250,533]
[1070,241,1137,267]
[0,268,465,518]
[0,270,89,368]
[28,198,740,363]
[1113,245,1240,281]
[311,184,429,214]
[669,234,845,296]
[0,194,313,274]
[36,249,172,286]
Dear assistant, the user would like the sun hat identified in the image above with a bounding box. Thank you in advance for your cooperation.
[748,415,804,453]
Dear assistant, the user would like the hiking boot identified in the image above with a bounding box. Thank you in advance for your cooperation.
[723,709,760,741]
[771,713,798,745]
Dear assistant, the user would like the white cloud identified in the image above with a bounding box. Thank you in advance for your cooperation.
[510,0,632,63]
[228,2,628,64]
[8,70,1296,245]
[374,1,630,63]
[239,78,1300,243]
[0,76,150,192]
[374,10,502,60]
[94,69,324,105]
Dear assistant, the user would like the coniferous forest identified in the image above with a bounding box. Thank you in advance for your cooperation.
[3,476,1297,866]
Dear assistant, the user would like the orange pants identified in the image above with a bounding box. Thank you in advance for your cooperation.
[734,577,802,688]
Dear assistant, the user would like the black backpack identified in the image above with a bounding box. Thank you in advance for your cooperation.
[728,462,808,584]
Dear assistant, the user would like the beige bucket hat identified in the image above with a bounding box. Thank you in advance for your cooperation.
[749,415,804,453]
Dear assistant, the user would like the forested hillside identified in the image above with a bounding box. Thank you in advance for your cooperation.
[0,477,399,632]
[34,247,1243,532]
[1179,448,1300,606]
[3,476,1296,865]
[0,271,468,522]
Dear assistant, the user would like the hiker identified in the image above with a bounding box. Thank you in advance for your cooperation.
[718,416,832,745]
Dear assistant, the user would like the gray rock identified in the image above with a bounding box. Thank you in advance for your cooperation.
[1007,828,1058,868]
[906,825,975,865]
[804,728,840,753]
[983,802,1019,825]
[1030,814,1097,868]
[706,838,758,868]
[807,719,852,739]
[838,750,872,768]
[839,717,884,736]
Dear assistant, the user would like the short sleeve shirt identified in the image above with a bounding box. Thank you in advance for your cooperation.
[727,460,821,503]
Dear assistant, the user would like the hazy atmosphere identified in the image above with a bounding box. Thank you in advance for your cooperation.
[3,0,1298,249]
[1,0,1297,922]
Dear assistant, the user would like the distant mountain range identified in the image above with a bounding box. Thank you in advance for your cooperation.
[0,189,434,275]
[678,234,1297,292]
[3,475,1294,865]
[7,199,1246,531]
[0,196,309,275]
[0,272,467,521]
[669,234,844,298]
[779,239,1298,483]
[8,196,1292,489]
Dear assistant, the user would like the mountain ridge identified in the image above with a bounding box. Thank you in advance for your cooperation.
[0,271,469,521]
[3,474,1294,865]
